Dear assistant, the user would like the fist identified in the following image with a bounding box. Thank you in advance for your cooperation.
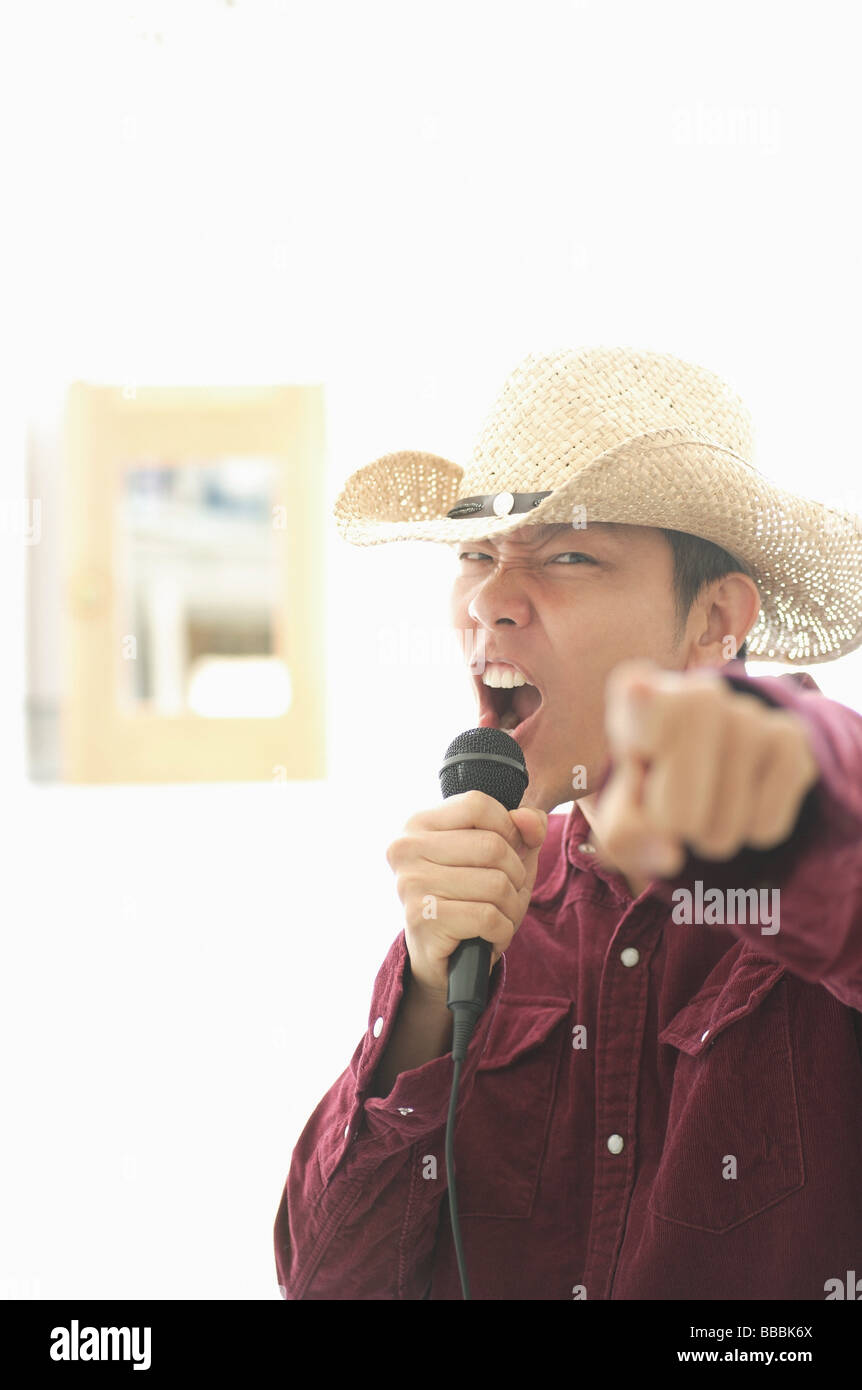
[592,660,819,881]
[385,790,549,1000]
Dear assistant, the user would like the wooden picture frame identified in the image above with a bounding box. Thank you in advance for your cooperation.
[61,382,326,783]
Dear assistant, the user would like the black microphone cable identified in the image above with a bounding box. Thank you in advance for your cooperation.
[445,937,491,1300]
[439,728,529,1301]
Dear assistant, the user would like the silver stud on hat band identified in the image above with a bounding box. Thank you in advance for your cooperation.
[446,491,552,520]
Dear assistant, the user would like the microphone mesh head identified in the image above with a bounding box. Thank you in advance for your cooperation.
[439,727,528,811]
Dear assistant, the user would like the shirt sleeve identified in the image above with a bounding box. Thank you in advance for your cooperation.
[273,931,506,1299]
[650,663,862,1011]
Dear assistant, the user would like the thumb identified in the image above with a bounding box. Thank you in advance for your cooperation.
[510,806,548,848]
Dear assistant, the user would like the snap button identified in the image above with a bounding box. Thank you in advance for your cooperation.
[397,1107,414,1116]
[577,842,596,854]
[701,1029,710,1042]
[372,1016,384,1038]
[620,947,640,967]
[492,491,515,516]
[344,1123,350,1139]
[607,1134,624,1154]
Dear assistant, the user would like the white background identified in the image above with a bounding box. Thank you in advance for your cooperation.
[0,0,860,1298]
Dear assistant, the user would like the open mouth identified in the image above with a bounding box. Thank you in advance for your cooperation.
[473,670,544,740]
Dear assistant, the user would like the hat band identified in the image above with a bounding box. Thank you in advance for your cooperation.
[446,490,552,520]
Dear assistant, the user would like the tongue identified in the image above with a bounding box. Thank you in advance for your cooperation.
[512,683,542,723]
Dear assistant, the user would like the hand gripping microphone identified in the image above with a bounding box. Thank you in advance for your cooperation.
[438,726,529,1060]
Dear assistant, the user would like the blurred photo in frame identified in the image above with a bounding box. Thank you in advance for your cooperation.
[59,382,326,783]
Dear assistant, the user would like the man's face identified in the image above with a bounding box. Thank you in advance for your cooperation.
[448,521,686,813]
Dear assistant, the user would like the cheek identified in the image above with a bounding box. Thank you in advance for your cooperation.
[625,580,677,637]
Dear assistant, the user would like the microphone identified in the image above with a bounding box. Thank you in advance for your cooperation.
[438,727,529,1061]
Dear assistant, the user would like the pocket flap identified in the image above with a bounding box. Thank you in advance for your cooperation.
[658,952,786,1057]
[479,995,571,1070]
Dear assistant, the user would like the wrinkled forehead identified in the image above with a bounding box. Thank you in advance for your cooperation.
[445,521,626,551]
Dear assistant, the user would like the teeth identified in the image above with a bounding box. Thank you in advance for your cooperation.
[481,664,529,689]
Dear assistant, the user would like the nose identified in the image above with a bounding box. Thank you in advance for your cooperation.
[466,571,532,628]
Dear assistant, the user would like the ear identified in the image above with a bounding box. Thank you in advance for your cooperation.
[684,572,761,668]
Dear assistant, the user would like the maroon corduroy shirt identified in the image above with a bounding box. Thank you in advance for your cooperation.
[274,665,862,1299]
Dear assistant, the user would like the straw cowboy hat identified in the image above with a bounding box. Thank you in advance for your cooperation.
[333,346,862,664]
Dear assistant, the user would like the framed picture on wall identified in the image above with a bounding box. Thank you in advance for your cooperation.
[61,382,326,783]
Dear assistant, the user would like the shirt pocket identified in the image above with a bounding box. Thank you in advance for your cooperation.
[649,959,805,1233]
[454,995,571,1220]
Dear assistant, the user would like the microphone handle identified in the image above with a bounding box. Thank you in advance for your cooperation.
[447,937,492,1017]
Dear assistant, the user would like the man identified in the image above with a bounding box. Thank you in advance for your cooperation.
[274,346,862,1299]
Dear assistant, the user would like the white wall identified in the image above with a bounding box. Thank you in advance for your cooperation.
[1,0,861,1298]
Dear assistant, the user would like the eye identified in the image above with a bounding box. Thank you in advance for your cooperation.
[455,551,597,564]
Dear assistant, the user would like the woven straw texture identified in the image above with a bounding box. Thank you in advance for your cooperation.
[333,347,862,664]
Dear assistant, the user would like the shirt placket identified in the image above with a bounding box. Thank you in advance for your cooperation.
[581,898,662,1300]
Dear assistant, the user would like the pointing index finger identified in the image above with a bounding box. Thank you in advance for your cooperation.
[605,661,722,760]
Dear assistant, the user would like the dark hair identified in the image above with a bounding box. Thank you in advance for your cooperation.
[660,529,756,661]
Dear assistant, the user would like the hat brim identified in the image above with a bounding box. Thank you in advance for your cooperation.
[333,439,862,665]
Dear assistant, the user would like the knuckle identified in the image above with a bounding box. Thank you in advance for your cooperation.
[476,829,503,865]
[399,863,420,889]
[749,779,799,843]
[746,822,782,850]
[404,898,427,933]
[761,729,807,791]
[763,710,808,763]
[489,866,510,900]
[478,900,504,934]
[764,714,794,755]
[752,806,796,848]
[386,835,408,868]
[397,868,420,903]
